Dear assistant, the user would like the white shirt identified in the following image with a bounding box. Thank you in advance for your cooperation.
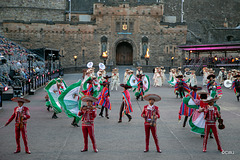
[17,106,23,112]
[147,104,154,110]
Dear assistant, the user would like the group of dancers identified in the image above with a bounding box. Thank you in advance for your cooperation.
[3,62,240,154]
[171,66,240,152]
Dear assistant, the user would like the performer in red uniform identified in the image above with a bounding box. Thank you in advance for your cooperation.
[141,94,161,153]
[78,95,98,153]
[199,97,223,152]
[5,97,31,154]
[118,84,133,123]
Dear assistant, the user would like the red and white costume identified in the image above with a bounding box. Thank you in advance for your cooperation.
[141,105,160,152]
[203,105,222,152]
[78,107,97,151]
[5,106,30,152]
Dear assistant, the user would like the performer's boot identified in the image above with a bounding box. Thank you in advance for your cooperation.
[71,119,75,126]
[47,106,50,111]
[183,116,188,127]
[52,112,58,119]
[105,108,109,119]
[136,95,140,100]
[237,96,239,102]
[71,118,79,127]
[141,96,144,101]
[99,106,104,117]
[176,92,179,98]
[125,114,132,122]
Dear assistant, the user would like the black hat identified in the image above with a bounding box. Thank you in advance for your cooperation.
[207,74,216,79]
[190,85,202,91]
[234,74,240,78]
[86,79,93,83]
[176,75,183,79]
[137,74,145,78]
[103,75,111,79]
[100,81,110,86]
[120,84,132,89]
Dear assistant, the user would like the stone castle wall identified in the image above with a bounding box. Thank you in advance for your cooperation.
[1,0,239,44]
[164,0,240,43]
[2,2,186,67]
[0,0,66,22]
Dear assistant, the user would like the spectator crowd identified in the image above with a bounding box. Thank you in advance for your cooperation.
[0,35,45,87]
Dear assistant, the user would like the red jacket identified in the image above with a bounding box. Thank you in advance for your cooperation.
[78,108,97,125]
[204,106,220,123]
[141,105,160,125]
[5,106,30,126]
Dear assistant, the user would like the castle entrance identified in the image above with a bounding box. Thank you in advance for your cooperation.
[116,42,133,65]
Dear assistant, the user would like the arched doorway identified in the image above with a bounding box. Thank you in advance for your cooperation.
[116,42,133,65]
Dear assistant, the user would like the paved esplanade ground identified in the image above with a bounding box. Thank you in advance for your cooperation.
[0,69,239,160]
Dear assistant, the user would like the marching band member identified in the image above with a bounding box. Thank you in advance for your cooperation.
[141,94,161,153]
[161,66,166,83]
[190,70,197,87]
[111,68,120,91]
[227,70,232,80]
[123,69,130,83]
[154,67,163,87]
[82,71,91,86]
[177,67,182,75]
[136,66,143,76]
[78,96,98,153]
[118,84,133,123]
[217,67,227,85]
[5,97,31,154]
[98,63,106,78]
[153,67,158,87]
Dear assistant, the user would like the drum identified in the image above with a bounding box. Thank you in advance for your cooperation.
[224,80,232,88]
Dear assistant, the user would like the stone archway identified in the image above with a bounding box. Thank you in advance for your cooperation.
[116,42,133,65]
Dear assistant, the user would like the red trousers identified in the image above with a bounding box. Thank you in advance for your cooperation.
[144,124,160,151]
[82,124,97,150]
[203,122,222,151]
[15,124,29,152]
